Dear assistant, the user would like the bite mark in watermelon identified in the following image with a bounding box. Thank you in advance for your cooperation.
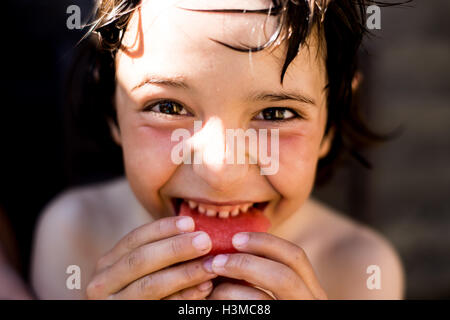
[178,201,271,255]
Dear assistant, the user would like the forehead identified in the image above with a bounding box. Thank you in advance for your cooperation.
[116,0,326,98]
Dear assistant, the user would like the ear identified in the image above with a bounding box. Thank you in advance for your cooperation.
[108,118,122,146]
[319,126,335,159]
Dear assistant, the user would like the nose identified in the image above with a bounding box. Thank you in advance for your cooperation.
[187,116,250,191]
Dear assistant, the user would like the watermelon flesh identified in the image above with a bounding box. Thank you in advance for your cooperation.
[178,201,271,255]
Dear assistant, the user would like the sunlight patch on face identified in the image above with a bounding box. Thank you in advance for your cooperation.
[175,0,273,11]
[188,117,226,171]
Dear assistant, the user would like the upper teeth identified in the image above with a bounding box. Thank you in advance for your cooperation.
[187,200,253,218]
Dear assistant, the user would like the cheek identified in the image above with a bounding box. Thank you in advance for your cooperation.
[267,132,321,199]
[121,125,179,209]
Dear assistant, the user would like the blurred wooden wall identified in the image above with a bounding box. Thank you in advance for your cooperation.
[314,0,450,299]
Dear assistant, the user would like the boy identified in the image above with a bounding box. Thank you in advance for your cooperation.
[31,0,404,299]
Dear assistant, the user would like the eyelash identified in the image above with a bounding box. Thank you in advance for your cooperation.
[252,107,304,122]
[143,100,191,117]
[143,99,304,122]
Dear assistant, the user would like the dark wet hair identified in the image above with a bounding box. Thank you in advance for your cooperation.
[67,0,410,185]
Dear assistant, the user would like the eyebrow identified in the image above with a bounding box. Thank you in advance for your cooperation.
[132,75,315,106]
[245,90,316,106]
[132,75,191,91]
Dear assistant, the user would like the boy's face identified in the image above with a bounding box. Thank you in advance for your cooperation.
[113,0,332,229]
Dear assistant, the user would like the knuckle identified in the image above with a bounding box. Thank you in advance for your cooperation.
[182,263,201,282]
[138,275,155,296]
[155,217,173,236]
[232,254,252,270]
[169,237,185,256]
[125,231,139,250]
[139,276,150,293]
[158,217,172,233]
[127,250,144,270]
[155,218,165,235]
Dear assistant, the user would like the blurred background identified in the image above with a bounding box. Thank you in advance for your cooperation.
[2,0,449,299]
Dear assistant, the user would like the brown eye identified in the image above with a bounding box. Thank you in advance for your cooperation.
[253,107,298,121]
[147,100,188,116]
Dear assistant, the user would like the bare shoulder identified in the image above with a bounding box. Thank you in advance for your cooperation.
[33,177,131,251]
[305,198,405,300]
[30,177,131,299]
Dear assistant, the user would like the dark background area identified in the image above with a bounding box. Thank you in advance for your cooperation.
[1,0,449,298]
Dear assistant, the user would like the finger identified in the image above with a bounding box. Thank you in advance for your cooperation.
[211,253,314,300]
[164,281,214,300]
[111,257,217,300]
[207,282,273,300]
[232,232,327,299]
[86,232,212,298]
[97,216,195,270]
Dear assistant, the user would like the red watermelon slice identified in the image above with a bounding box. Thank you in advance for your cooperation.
[178,201,271,255]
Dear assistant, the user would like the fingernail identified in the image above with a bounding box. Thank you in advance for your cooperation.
[176,217,194,232]
[192,232,211,251]
[232,232,249,248]
[213,254,229,268]
[203,256,214,273]
[197,281,212,291]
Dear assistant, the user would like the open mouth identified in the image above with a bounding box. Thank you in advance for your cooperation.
[171,198,269,218]
[172,197,272,255]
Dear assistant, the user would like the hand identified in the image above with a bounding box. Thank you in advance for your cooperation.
[86,216,217,299]
[205,232,328,300]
